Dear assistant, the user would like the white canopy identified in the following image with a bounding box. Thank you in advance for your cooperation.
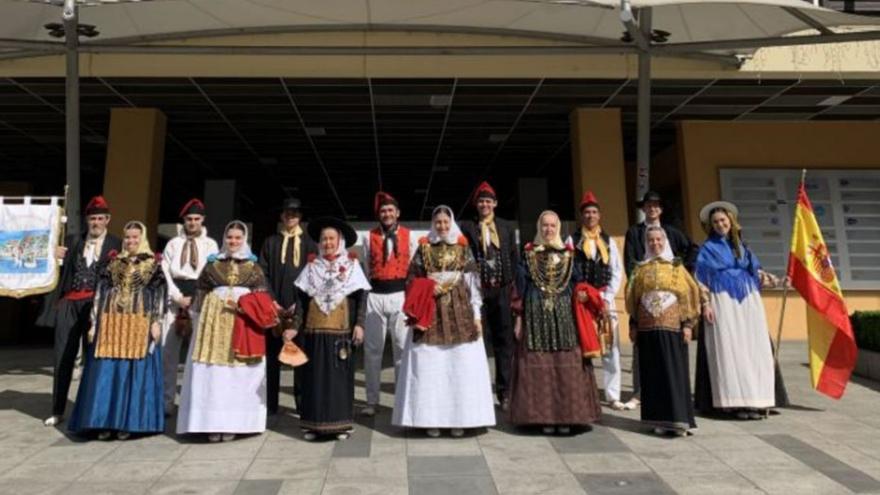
[2,0,880,57]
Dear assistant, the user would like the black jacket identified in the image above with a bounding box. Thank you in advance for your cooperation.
[623,222,698,277]
[460,217,520,288]
[258,232,319,309]
[35,232,122,327]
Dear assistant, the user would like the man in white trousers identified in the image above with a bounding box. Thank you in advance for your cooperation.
[571,192,626,410]
[160,199,219,416]
[360,191,417,417]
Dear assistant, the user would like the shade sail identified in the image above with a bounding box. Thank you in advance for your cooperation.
[1,0,879,52]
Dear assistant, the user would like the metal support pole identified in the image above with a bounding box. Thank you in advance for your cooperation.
[635,8,652,205]
[63,0,81,235]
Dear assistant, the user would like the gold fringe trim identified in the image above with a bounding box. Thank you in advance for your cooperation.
[191,292,240,366]
[95,311,150,360]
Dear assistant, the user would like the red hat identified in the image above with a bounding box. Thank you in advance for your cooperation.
[84,196,110,216]
[179,198,206,218]
[579,191,600,211]
[471,181,497,205]
[373,191,399,215]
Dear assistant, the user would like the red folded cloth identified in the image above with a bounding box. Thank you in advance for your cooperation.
[232,291,279,359]
[572,282,605,358]
[404,277,436,330]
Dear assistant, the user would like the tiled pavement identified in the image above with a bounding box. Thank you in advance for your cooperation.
[2,342,880,495]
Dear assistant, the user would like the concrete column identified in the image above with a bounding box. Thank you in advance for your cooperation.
[569,108,629,236]
[570,107,632,341]
[103,108,167,244]
[204,180,239,244]
[516,177,549,245]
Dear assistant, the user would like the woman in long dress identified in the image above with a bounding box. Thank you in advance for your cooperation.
[626,226,699,436]
[508,210,602,434]
[177,221,271,442]
[286,217,370,441]
[393,205,495,438]
[695,201,779,420]
[68,221,165,440]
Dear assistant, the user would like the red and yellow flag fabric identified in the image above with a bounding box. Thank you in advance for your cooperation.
[787,178,857,399]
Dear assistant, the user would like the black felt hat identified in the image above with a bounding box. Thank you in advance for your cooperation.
[307,216,358,248]
[279,198,302,212]
[636,190,663,207]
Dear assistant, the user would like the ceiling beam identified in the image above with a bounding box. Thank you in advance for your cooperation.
[279,77,348,218]
[459,78,545,216]
[367,78,383,191]
[420,79,458,220]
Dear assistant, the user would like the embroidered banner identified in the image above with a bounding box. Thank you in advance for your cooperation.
[0,197,64,298]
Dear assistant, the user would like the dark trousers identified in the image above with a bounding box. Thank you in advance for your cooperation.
[266,332,282,414]
[483,285,514,401]
[265,331,304,414]
[52,298,92,416]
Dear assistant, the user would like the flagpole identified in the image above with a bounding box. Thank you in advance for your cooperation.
[774,168,806,362]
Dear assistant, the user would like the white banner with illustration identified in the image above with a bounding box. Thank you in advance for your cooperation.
[0,197,64,298]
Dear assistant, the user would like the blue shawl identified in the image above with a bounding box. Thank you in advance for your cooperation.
[695,233,761,302]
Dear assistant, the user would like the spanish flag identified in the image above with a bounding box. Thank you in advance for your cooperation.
[787,175,857,399]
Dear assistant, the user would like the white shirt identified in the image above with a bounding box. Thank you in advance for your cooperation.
[83,231,107,267]
[161,226,219,303]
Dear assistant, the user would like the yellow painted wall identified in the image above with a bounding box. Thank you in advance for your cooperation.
[676,120,880,339]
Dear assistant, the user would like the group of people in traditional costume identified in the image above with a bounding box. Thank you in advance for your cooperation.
[36,182,788,442]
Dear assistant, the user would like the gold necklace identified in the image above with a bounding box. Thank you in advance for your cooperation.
[527,249,573,310]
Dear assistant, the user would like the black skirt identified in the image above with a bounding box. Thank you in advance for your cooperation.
[297,329,355,434]
[638,328,696,430]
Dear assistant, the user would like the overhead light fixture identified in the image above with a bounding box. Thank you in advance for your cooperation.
[305,127,326,137]
[430,95,452,108]
[817,95,852,107]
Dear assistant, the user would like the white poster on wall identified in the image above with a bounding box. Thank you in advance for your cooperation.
[0,197,64,298]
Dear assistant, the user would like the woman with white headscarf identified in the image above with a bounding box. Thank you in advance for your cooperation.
[68,221,166,440]
[626,226,700,436]
[177,220,271,442]
[509,211,602,434]
[286,217,370,441]
[392,205,495,438]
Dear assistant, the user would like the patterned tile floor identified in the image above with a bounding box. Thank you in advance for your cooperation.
[2,342,880,495]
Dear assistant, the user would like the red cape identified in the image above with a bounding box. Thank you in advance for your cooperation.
[232,291,279,359]
[572,282,605,358]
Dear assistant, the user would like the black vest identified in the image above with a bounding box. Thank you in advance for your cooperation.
[70,254,100,292]
[574,231,613,288]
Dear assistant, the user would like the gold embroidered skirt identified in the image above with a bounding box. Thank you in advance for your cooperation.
[95,311,150,360]
[191,292,240,366]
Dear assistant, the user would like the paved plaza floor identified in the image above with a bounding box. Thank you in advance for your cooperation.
[1,342,879,495]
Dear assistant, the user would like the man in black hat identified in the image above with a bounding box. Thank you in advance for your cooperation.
[258,198,318,415]
[622,191,698,409]
[37,196,122,426]
[623,191,697,277]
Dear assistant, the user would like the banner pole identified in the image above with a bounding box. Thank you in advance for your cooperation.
[774,168,806,363]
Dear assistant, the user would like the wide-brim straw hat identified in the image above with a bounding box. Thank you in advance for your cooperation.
[699,200,739,224]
